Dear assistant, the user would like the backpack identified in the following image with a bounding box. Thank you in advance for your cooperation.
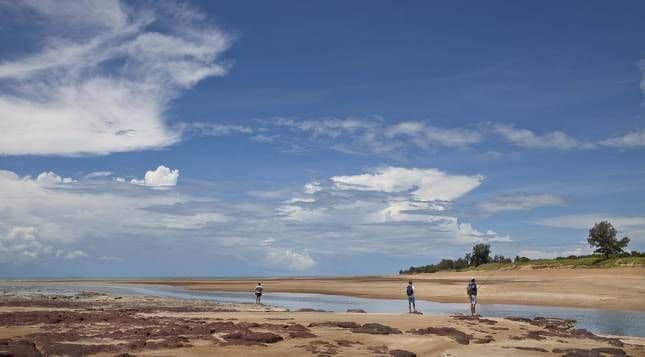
[406,285,414,296]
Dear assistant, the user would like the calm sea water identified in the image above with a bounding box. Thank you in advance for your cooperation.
[1,281,643,337]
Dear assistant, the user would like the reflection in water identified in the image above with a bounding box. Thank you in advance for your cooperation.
[2,281,643,337]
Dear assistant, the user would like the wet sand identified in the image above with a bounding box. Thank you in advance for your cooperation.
[88,267,645,311]
[1,293,643,356]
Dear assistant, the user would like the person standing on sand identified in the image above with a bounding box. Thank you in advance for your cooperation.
[467,277,477,316]
[255,282,264,304]
[406,281,417,313]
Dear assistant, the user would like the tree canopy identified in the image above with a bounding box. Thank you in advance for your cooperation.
[587,221,630,258]
[470,243,491,266]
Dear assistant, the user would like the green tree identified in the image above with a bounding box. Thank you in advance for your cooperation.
[470,243,491,266]
[587,221,630,258]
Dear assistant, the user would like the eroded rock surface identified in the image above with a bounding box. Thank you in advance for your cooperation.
[407,327,472,345]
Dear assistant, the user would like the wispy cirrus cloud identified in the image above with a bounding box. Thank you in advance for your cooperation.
[243,117,644,155]
[0,0,231,156]
[600,129,645,148]
[537,214,645,230]
[478,193,565,214]
[492,124,595,150]
[385,121,483,148]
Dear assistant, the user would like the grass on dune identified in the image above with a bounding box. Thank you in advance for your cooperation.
[470,256,645,271]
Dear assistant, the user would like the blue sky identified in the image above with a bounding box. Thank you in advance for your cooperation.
[0,0,644,277]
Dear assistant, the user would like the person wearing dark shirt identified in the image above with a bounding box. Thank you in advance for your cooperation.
[467,278,477,316]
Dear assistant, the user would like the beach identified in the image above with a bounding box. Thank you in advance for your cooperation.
[91,266,645,311]
[1,292,644,356]
[2,267,644,355]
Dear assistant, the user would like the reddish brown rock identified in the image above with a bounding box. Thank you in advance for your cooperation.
[408,327,472,345]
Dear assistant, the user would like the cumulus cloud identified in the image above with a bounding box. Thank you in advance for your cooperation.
[478,193,565,214]
[600,130,645,148]
[35,171,75,185]
[265,248,316,271]
[0,0,231,156]
[0,168,229,264]
[131,165,179,187]
[492,125,594,150]
[331,167,484,201]
[0,226,53,263]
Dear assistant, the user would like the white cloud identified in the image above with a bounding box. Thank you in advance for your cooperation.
[0,0,231,156]
[181,122,253,137]
[273,117,483,155]
[84,171,112,179]
[0,225,94,264]
[375,200,445,223]
[493,125,594,150]
[277,204,327,222]
[65,250,88,260]
[303,181,322,194]
[35,171,75,185]
[456,222,512,243]
[131,165,179,187]
[386,121,482,148]
[251,134,277,143]
[479,193,565,214]
[538,214,645,229]
[0,165,515,269]
[278,167,510,248]
[265,248,316,271]
[331,167,483,201]
[137,212,228,230]
[275,117,373,138]
[0,168,227,263]
[600,130,645,148]
[0,226,53,263]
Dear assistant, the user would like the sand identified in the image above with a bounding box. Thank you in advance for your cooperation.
[1,293,643,356]
[89,266,645,311]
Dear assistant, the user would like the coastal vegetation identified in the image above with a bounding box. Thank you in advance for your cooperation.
[400,221,644,274]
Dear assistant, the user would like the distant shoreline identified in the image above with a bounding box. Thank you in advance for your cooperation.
[36,266,645,311]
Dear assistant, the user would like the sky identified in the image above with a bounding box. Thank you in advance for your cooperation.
[0,0,644,277]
